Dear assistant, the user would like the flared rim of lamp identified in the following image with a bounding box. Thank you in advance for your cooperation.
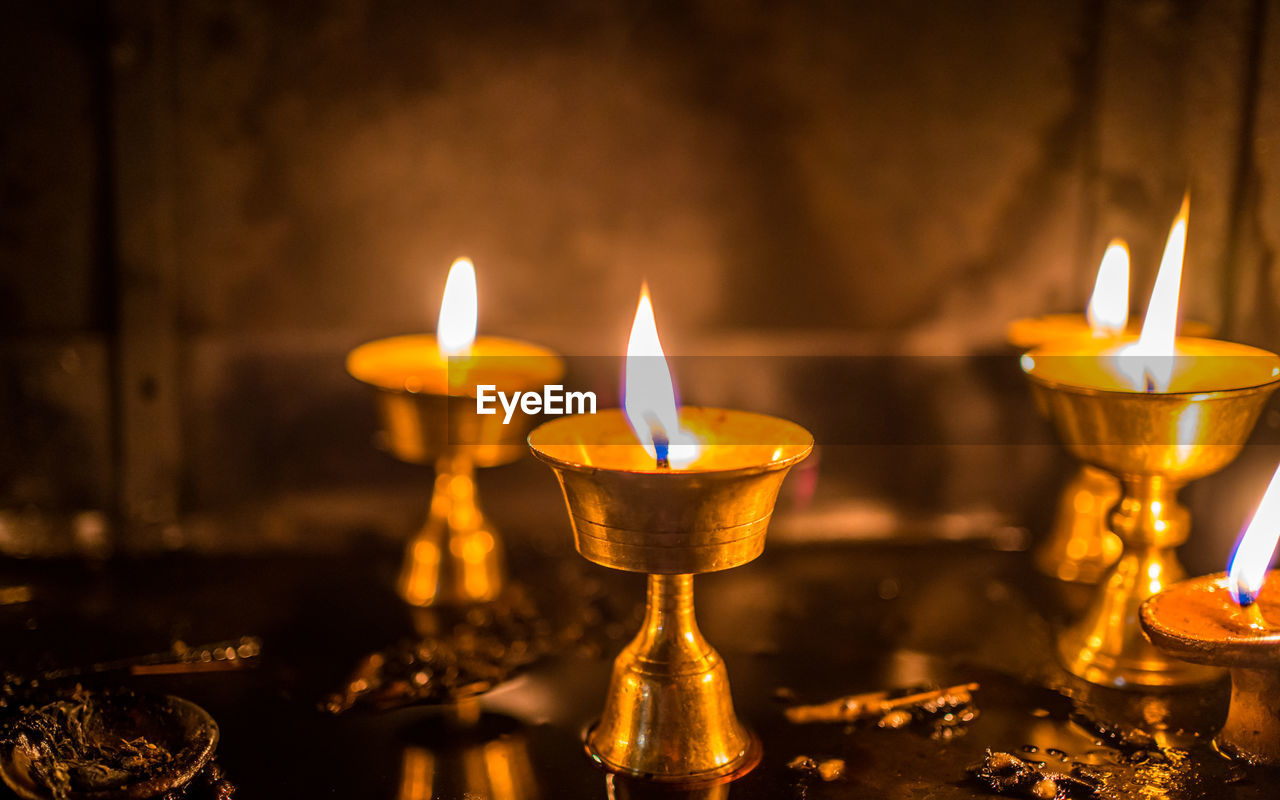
[346,333,563,398]
[1140,572,1280,665]
[528,407,813,475]
[1022,336,1280,398]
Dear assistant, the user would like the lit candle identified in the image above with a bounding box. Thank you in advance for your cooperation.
[1012,236,1214,584]
[529,286,811,474]
[1141,463,1280,763]
[1229,463,1280,610]
[1022,198,1278,394]
[347,258,560,400]
[1086,239,1130,337]
[527,285,812,781]
[345,257,563,608]
[624,284,700,468]
[1006,234,1211,350]
[1113,196,1186,391]
[1021,197,1280,688]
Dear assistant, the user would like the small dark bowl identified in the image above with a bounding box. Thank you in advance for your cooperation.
[0,693,218,800]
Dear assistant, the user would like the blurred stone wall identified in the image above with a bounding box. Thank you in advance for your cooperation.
[3,0,1279,556]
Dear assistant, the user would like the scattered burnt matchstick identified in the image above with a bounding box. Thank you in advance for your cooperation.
[786,681,980,738]
[42,637,262,682]
[968,750,1102,800]
[786,682,979,724]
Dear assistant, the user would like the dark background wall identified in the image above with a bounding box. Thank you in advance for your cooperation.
[4,0,1280,563]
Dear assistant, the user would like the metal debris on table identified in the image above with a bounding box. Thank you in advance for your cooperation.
[968,750,1102,800]
[786,755,846,781]
[0,687,230,800]
[1066,710,1159,752]
[326,578,623,713]
[786,681,980,739]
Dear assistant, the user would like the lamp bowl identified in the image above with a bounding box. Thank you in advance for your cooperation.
[528,408,813,574]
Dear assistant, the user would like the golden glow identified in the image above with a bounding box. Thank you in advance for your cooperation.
[1116,196,1188,391]
[436,257,478,358]
[623,284,700,468]
[398,747,434,800]
[1228,461,1280,605]
[1087,239,1130,336]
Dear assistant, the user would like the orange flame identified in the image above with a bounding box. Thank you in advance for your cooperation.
[1086,239,1129,337]
[436,257,478,358]
[1229,462,1280,606]
[1116,195,1189,391]
[623,284,700,468]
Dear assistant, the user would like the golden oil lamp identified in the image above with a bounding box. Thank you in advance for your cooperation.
[1022,197,1280,687]
[1142,462,1280,764]
[1008,239,1211,583]
[347,258,563,607]
[528,286,812,784]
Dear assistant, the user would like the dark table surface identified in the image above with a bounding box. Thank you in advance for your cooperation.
[0,534,1274,800]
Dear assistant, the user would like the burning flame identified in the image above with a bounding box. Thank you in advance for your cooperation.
[1228,462,1280,606]
[1086,239,1129,337]
[436,257,478,358]
[1116,195,1189,391]
[623,284,700,468]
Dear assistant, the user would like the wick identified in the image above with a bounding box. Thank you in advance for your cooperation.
[648,417,671,469]
[1144,371,1156,393]
[654,431,670,469]
[1233,589,1276,630]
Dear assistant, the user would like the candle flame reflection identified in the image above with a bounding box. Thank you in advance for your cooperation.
[1114,195,1188,391]
[1086,239,1130,337]
[623,284,700,468]
[437,257,478,358]
[1228,461,1280,606]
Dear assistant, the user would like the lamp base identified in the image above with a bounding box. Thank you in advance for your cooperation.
[1216,668,1280,764]
[1058,532,1221,688]
[1057,622,1222,688]
[1035,465,1121,583]
[398,455,504,608]
[1140,576,1280,765]
[586,575,760,783]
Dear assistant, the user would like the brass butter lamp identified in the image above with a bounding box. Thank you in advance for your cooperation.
[1142,462,1280,764]
[1022,198,1280,687]
[529,287,812,783]
[1007,240,1210,583]
[348,259,563,607]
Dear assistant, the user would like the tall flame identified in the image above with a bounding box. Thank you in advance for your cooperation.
[1086,239,1130,337]
[436,257,478,358]
[623,284,700,468]
[1228,462,1280,606]
[1117,195,1189,391]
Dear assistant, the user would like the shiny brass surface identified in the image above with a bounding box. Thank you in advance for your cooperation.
[399,452,504,607]
[529,408,813,575]
[348,334,563,607]
[528,407,812,782]
[1141,573,1280,764]
[1035,464,1122,584]
[1009,318,1211,584]
[1025,344,1280,688]
[587,574,761,782]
